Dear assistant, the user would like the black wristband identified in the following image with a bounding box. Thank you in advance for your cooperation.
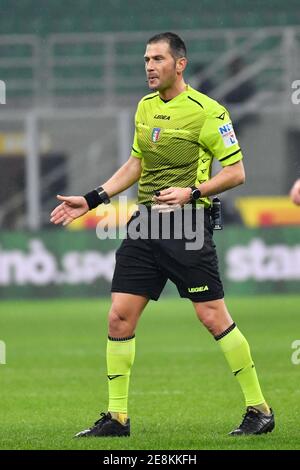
[84,190,103,210]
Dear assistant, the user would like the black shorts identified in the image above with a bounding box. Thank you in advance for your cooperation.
[111,208,224,302]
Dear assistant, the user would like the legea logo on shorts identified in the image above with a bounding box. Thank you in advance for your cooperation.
[0,80,6,104]
[188,285,209,293]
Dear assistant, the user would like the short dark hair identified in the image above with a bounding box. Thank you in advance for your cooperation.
[147,32,187,59]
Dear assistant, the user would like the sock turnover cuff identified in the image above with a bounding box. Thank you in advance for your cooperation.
[214,322,236,341]
[108,334,135,342]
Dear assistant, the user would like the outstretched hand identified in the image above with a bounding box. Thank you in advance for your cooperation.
[290,179,300,206]
[50,195,89,226]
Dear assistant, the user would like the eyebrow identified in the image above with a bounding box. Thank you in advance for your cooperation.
[144,54,165,60]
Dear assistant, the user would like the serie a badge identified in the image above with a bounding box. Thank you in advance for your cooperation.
[151,127,161,142]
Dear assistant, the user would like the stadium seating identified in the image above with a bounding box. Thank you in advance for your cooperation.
[1,0,300,35]
[1,0,299,103]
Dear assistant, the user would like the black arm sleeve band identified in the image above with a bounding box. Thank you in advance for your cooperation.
[83,190,103,210]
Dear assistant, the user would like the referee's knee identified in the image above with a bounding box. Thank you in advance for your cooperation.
[108,307,134,338]
[194,299,232,337]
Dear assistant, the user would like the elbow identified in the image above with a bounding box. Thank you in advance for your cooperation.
[231,172,245,188]
[238,171,246,186]
[227,161,245,188]
[235,166,246,186]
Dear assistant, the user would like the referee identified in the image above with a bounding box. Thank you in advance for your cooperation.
[50,32,275,437]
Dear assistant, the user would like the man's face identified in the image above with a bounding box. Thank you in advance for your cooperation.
[144,41,178,92]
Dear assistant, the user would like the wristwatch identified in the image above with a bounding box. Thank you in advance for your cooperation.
[190,185,201,201]
[95,186,110,205]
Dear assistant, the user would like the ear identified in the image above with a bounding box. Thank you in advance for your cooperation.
[176,57,187,74]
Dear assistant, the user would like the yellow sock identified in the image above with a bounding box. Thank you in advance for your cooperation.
[253,403,271,415]
[110,411,128,425]
[106,336,135,415]
[217,324,267,408]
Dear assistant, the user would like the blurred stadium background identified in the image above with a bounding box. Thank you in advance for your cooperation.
[1,0,300,451]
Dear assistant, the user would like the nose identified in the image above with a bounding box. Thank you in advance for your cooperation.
[146,59,154,71]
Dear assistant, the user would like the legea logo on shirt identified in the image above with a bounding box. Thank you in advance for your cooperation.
[218,122,237,148]
[152,127,161,142]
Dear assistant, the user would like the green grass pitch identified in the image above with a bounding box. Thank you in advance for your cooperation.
[1,295,300,450]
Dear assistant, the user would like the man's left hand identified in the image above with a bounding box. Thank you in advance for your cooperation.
[153,187,191,206]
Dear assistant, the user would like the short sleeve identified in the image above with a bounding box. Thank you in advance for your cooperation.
[131,130,142,158]
[131,107,142,159]
[199,107,243,167]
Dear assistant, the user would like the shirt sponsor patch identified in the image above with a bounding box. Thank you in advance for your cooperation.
[218,122,238,148]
